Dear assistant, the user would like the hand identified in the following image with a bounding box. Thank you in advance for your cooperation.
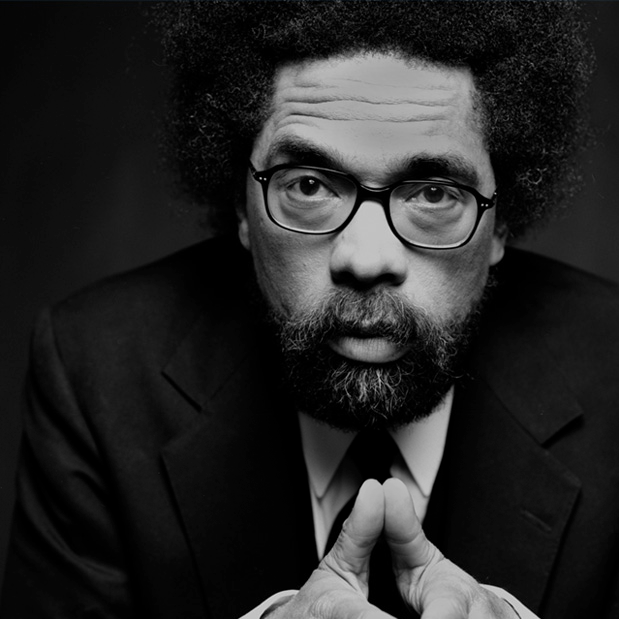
[266,479,395,619]
[383,478,519,619]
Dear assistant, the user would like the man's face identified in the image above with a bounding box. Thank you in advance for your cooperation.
[238,53,505,430]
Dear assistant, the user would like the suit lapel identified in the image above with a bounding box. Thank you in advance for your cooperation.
[426,300,584,614]
[161,309,317,619]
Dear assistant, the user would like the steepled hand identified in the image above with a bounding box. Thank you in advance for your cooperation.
[265,478,521,618]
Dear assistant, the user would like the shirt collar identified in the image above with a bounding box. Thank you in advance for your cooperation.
[299,387,454,500]
[298,414,355,499]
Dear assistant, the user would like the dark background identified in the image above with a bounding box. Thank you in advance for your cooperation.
[1,1,618,590]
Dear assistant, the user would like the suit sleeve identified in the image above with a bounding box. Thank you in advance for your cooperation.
[1,308,137,618]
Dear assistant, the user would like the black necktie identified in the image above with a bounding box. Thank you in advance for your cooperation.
[349,430,397,484]
[325,432,417,618]
[325,431,395,552]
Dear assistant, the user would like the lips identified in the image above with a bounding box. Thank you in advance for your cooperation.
[327,336,410,363]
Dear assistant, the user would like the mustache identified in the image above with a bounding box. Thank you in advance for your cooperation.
[275,290,436,351]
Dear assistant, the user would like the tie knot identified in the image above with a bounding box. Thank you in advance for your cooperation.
[348,431,397,483]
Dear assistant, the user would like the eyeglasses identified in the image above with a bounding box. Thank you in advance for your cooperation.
[248,161,497,250]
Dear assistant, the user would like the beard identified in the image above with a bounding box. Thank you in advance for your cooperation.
[263,285,489,432]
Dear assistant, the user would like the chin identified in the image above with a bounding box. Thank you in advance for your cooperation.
[283,346,458,432]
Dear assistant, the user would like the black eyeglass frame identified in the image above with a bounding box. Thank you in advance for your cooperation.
[248,161,497,250]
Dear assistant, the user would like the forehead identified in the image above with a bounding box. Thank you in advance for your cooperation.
[253,52,489,186]
[272,53,477,122]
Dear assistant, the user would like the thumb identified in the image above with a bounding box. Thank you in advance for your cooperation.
[321,479,385,591]
[383,477,443,611]
[383,477,439,572]
[420,598,465,619]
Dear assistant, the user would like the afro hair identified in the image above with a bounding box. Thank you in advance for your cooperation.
[156,1,594,239]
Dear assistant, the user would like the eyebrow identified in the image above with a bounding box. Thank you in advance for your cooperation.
[401,154,481,188]
[265,135,482,188]
[265,136,345,170]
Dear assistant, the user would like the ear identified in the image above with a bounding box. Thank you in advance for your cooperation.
[489,225,507,266]
[235,174,251,251]
[236,207,251,251]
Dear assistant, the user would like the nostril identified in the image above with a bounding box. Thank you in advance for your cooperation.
[331,265,405,291]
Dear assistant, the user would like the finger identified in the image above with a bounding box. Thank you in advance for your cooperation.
[326,479,385,577]
[421,597,465,619]
[383,477,439,571]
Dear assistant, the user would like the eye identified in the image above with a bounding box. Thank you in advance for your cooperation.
[276,170,341,203]
[270,167,352,214]
[397,182,462,208]
[293,175,330,197]
[420,185,449,204]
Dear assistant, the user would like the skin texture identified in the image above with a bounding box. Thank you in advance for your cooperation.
[239,53,515,617]
[239,53,505,365]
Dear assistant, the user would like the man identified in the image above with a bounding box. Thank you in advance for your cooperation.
[2,1,619,618]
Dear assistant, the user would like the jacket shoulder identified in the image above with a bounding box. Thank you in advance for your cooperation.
[478,248,619,423]
[489,247,619,343]
[46,236,251,362]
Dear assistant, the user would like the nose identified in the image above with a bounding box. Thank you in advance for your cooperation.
[329,200,408,290]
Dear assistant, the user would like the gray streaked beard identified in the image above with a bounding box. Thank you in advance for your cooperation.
[267,289,485,432]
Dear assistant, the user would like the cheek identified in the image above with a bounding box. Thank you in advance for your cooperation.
[412,233,497,319]
[247,216,331,314]
[450,241,497,304]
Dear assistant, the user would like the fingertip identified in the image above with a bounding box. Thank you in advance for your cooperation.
[351,479,385,529]
[358,478,383,502]
[382,477,408,498]
[383,477,425,555]
[383,477,415,516]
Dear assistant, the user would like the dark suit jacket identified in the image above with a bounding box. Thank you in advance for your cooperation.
[2,237,619,619]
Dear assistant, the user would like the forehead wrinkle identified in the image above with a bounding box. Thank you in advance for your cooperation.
[270,99,460,125]
[281,81,460,102]
[281,105,455,123]
[275,81,462,109]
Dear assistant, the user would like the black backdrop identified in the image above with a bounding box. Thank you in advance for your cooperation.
[1,1,618,589]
